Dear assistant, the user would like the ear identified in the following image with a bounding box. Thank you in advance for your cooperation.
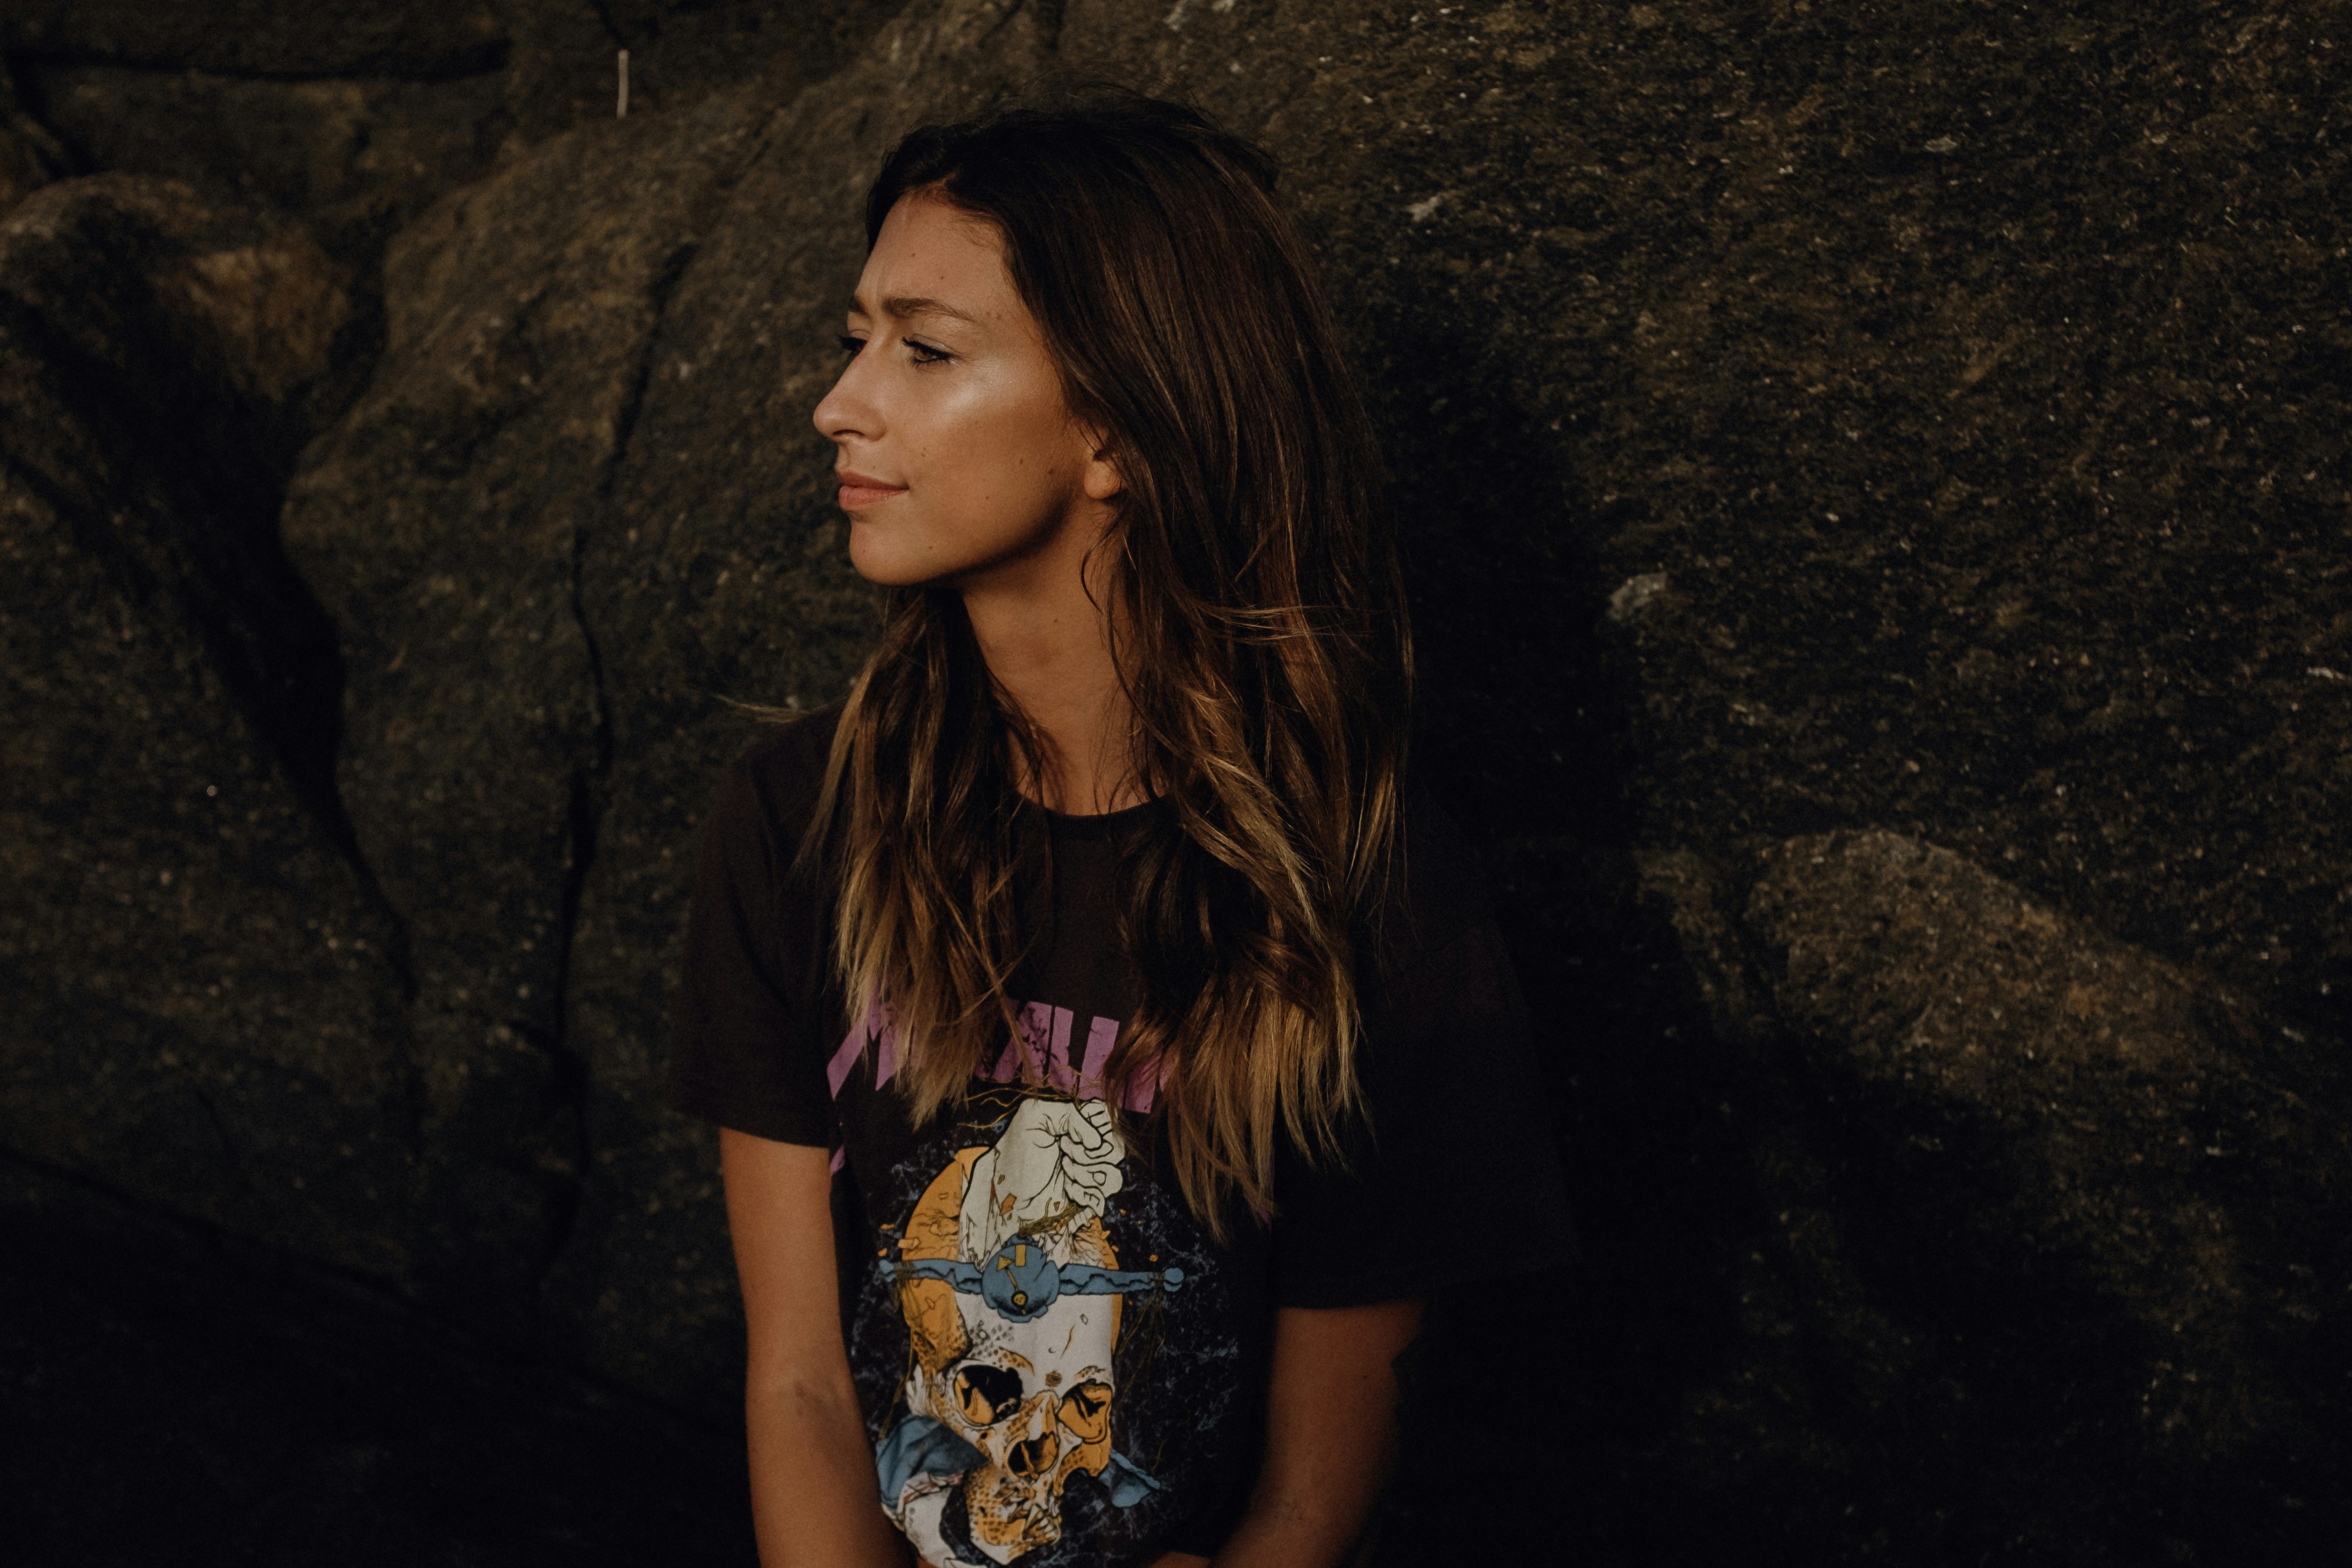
[1080,433,1124,503]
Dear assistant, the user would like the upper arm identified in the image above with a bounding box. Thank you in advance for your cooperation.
[670,747,837,1146]
[721,1127,852,1392]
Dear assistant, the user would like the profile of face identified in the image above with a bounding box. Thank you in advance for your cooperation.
[811,192,1123,591]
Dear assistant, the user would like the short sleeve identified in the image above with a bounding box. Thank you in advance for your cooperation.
[1267,823,1578,1308]
[667,745,835,1146]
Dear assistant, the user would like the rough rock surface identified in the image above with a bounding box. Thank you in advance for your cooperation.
[3,0,2348,1560]
[0,1,506,79]
[0,176,413,1277]
[0,58,59,212]
[1735,831,2348,1545]
[22,64,509,266]
[279,85,793,1342]
[494,0,910,143]
[1751,828,2347,1437]
[5,0,912,246]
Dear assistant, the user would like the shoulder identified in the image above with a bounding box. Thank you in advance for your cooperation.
[1274,778,1579,1301]
[1367,776,1496,984]
[709,702,846,844]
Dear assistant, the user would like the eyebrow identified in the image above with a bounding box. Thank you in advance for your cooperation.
[848,294,980,326]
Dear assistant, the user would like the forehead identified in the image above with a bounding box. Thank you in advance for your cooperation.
[853,193,1018,325]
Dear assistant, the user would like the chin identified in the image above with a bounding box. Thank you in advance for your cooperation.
[849,517,1040,591]
[846,519,939,589]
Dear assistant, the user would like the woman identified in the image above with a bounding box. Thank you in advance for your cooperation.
[670,89,1575,1567]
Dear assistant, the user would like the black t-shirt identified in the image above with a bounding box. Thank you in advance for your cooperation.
[670,708,1575,1568]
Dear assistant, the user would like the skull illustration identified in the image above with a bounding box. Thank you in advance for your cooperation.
[888,1102,1132,1566]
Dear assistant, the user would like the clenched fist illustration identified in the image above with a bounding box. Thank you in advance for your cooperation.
[960,1098,1128,1262]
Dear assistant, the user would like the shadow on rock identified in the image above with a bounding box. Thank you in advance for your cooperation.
[1632,829,2352,1562]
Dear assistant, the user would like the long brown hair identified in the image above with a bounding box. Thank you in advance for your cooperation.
[809,88,1411,1236]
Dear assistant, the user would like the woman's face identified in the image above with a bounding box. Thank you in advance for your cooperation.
[813,192,1120,591]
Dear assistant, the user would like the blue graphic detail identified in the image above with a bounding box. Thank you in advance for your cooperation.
[1101,1450,1167,1507]
[873,1414,1168,1513]
[875,1414,985,1505]
[883,1233,1187,1324]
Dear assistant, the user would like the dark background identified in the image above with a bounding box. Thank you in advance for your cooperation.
[2,1,2346,1563]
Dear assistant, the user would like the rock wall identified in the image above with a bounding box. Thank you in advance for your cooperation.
[2,1,2346,1559]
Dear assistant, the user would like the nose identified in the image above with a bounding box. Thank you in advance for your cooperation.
[812,342,880,446]
[1007,1430,1059,1476]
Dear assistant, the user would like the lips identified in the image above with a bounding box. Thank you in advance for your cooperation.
[836,470,907,509]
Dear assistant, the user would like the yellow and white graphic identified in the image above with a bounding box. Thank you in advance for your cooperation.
[875,1096,1185,1565]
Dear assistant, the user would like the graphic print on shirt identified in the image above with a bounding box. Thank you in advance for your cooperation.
[834,999,1226,1568]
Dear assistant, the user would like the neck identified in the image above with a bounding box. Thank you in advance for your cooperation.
[958,540,1138,817]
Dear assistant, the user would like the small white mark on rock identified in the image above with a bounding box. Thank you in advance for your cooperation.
[2309,667,2344,681]
[1925,135,1960,153]
[1406,191,1452,222]
[1164,0,1190,28]
[1608,571,1669,622]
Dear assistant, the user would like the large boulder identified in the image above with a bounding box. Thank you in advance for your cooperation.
[1717,831,2343,1551]
[0,176,415,1278]
[1745,831,2350,1453]
[6,0,914,247]
[495,0,911,143]
[21,66,507,266]
[0,0,504,79]
[1551,1,2352,1039]
[279,83,791,1340]
[0,59,61,213]
[0,0,2345,1556]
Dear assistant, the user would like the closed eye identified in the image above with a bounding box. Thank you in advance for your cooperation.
[837,333,951,367]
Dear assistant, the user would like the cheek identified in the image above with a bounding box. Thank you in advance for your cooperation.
[841,369,1089,589]
[917,374,1081,512]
